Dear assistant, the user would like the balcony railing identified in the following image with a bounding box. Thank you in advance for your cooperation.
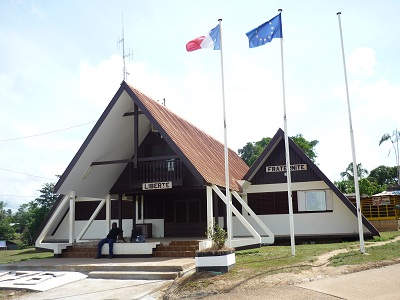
[131,158,182,187]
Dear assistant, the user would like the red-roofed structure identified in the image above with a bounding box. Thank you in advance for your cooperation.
[35,82,378,257]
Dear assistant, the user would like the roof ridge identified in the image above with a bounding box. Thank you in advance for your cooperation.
[126,83,239,154]
[125,82,248,191]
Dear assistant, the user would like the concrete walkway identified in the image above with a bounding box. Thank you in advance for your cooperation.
[296,263,400,300]
[17,278,172,300]
[0,257,195,299]
[2,257,400,299]
[0,257,195,273]
[201,263,400,300]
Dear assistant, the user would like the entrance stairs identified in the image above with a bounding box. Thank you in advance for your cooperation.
[61,240,200,258]
[153,240,200,258]
[61,242,97,258]
[0,257,195,281]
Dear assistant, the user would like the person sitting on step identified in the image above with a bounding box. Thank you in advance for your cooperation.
[95,222,125,259]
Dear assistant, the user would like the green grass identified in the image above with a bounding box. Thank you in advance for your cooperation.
[372,231,400,241]
[329,231,400,266]
[231,242,353,277]
[330,241,400,266]
[231,231,400,277]
[0,248,53,264]
[180,231,400,292]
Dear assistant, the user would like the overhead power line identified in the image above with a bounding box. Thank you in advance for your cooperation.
[0,121,95,142]
[0,168,56,181]
[0,194,39,198]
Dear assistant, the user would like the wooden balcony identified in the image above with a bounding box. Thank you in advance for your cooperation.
[131,158,183,188]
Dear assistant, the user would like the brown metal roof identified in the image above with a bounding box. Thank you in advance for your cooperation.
[126,83,249,191]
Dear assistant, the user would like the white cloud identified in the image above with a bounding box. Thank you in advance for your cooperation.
[347,47,376,76]
[78,55,122,108]
[30,1,45,18]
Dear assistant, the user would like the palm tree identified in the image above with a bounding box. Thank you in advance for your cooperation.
[379,129,400,185]
[340,162,368,181]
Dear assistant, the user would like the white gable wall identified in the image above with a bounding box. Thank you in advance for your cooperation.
[56,91,150,198]
[232,181,369,237]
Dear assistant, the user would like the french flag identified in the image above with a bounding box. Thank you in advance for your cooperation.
[186,24,221,52]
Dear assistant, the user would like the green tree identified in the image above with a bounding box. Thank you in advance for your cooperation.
[0,201,15,240]
[238,134,318,166]
[379,129,400,185]
[340,162,369,181]
[358,178,380,196]
[368,165,397,188]
[238,137,272,167]
[13,203,34,245]
[291,134,319,163]
[34,182,58,210]
[334,179,354,194]
[335,163,384,196]
[334,177,379,196]
[13,182,58,246]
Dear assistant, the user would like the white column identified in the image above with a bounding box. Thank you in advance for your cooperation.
[241,193,248,216]
[68,191,75,243]
[206,186,214,234]
[135,195,139,223]
[141,195,144,224]
[105,194,111,234]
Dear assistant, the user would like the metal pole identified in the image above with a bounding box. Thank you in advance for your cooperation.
[218,19,232,247]
[278,9,295,256]
[396,128,399,185]
[337,12,365,254]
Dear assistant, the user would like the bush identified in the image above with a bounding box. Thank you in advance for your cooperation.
[205,224,227,250]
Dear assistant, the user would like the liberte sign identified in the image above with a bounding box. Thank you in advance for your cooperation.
[142,182,172,190]
[266,164,307,172]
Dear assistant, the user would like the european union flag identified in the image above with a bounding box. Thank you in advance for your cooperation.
[246,14,282,48]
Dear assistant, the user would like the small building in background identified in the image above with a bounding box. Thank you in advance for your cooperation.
[347,188,400,232]
[0,241,18,250]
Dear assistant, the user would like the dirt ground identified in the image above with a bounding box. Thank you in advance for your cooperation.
[163,237,400,300]
[1,238,399,300]
[0,290,33,300]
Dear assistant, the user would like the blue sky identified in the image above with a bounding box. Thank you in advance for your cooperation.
[1,0,399,211]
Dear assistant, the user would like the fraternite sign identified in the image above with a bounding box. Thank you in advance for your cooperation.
[142,182,172,190]
[266,164,307,172]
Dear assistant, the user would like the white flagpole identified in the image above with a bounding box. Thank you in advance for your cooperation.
[218,19,232,247]
[337,12,365,254]
[278,9,295,256]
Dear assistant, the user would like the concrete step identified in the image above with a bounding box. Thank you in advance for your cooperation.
[66,247,97,252]
[0,258,195,274]
[169,240,200,246]
[62,245,97,258]
[62,252,97,258]
[88,271,179,280]
[154,251,196,258]
[156,245,198,251]
[153,240,199,258]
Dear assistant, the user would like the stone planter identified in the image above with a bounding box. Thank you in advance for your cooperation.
[195,249,235,273]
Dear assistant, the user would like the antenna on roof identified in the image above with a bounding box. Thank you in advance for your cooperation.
[157,98,166,106]
[117,13,133,81]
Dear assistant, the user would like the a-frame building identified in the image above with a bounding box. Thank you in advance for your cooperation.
[35,81,274,255]
[35,83,378,256]
[240,128,378,240]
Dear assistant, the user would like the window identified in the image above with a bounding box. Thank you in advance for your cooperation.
[305,191,326,211]
[144,195,164,219]
[167,159,175,171]
[297,190,333,212]
[247,192,298,215]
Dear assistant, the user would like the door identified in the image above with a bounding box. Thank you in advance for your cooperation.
[164,198,206,237]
